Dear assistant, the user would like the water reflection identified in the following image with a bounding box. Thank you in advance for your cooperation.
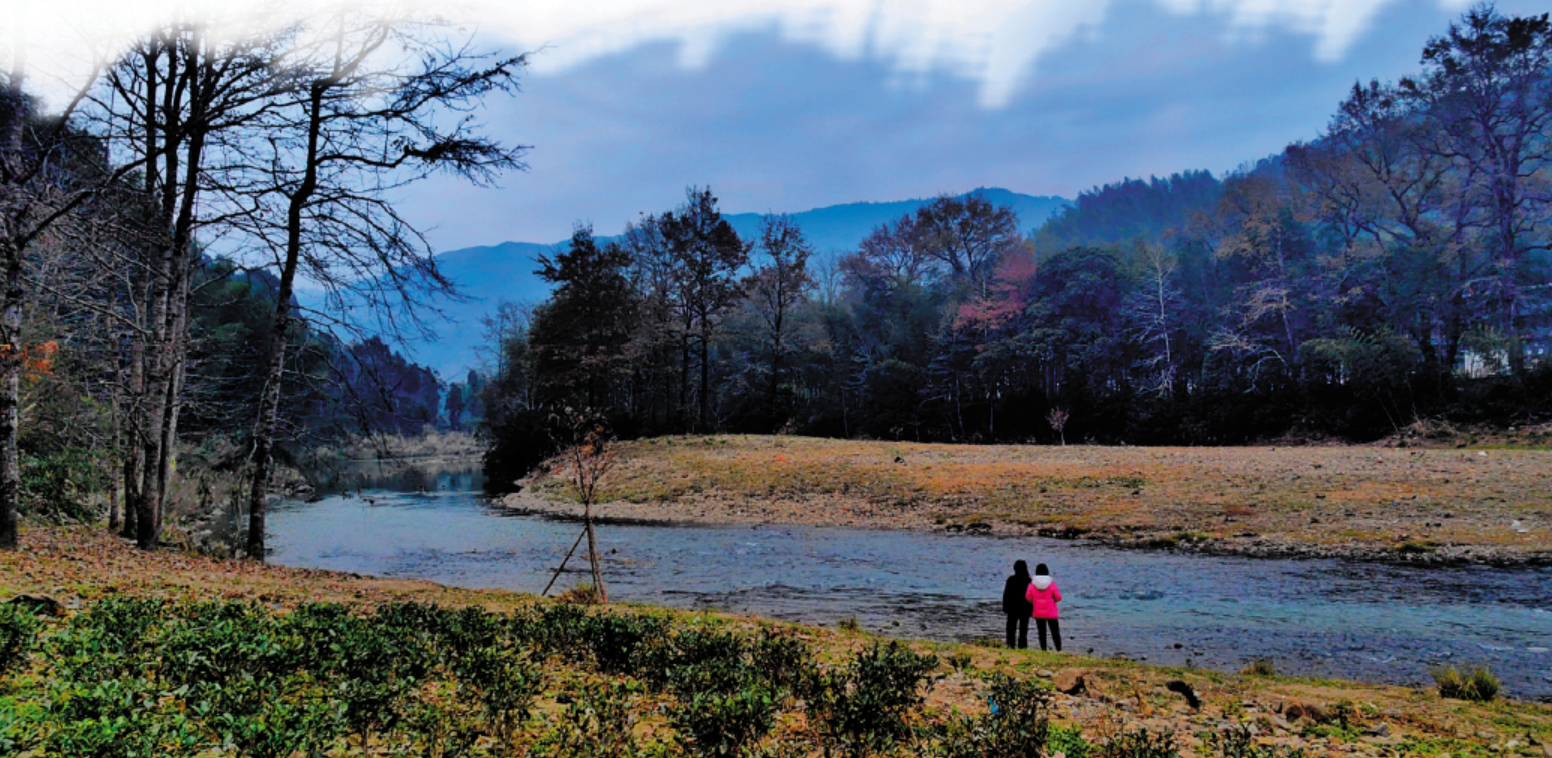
[268,472,1552,700]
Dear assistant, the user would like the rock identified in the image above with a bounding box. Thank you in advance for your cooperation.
[1270,715,1293,732]
[6,594,64,617]
[1035,669,1055,678]
[1364,724,1391,738]
[1054,669,1089,695]
[1165,680,1201,710]
[1284,702,1328,723]
[1541,744,1551,758]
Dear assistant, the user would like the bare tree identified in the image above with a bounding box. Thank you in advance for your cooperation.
[548,409,615,602]
[235,13,527,560]
[91,20,290,549]
[1046,407,1069,446]
[0,31,151,549]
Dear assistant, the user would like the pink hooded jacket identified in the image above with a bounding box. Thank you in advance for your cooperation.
[1024,576,1061,619]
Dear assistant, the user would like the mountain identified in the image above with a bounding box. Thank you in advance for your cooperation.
[722,187,1070,253]
[399,188,1071,379]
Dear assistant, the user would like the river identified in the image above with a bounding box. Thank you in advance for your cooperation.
[270,463,1552,701]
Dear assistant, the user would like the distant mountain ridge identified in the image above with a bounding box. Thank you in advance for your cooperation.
[402,188,1072,378]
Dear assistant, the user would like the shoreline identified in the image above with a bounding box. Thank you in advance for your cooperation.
[500,490,1552,567]
[3,525,1550,756]
[502,435,1552,568]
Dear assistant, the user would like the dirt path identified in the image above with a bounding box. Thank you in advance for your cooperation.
[505,435,1552,565]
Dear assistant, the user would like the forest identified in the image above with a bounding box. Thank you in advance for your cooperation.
[480,6,1552,483]
[0,13,522,556]
[3,6,1551,551]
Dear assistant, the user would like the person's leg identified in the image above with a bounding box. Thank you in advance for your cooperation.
[1035,618,1049,651]
[1017,615,1029,649]
[1050,618,1062,652]
[1005,614,1018,648]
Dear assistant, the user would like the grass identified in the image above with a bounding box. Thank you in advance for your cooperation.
[515,435,1552,561]
[1432,664,1501,703]
[1,526,1549,757]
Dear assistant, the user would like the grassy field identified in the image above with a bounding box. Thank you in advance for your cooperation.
[514,435,1552,563]
[1,526,1548,757]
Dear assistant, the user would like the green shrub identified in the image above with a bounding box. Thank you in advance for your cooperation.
[1098,728,1178,758]
[534,680,643,758]
[0,604,41,674]
[583,612,671,676]
[451,644,542,742]
[672,683,779,758]
[1431,664,1499,702]
[20,448,107,524]
[934,674,1053,758]
[750,627,817,697]
[807,641,939,758]
[1207,725,1309,757]
[1047,724,1094,758]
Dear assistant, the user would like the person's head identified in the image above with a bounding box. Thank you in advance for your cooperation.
[1013,560,1029,578]
[1035,563,1049,576]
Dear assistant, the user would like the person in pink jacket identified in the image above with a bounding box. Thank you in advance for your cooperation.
[1024,563,1062,651]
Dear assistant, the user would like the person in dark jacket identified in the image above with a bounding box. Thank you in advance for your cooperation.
[1001,560,1033,648]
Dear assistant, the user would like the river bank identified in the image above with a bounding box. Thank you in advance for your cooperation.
[3,526,1549,757]
[506,435,1552,565]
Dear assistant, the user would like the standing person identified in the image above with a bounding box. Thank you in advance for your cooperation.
[1001,560,1033,648]
[1025,563,1063,652]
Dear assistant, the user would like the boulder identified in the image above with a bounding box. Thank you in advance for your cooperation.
[1054,669,1089,695]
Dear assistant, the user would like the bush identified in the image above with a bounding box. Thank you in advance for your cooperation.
[534,680,643,758]
[0,604,41,675]
[1098,728,1178,758]
[1047,724,1094,758]
[807,641,938,758]
[19,448,108,524]
[1431,664,1499,702]
[750,627,817,697]
[935,673,1053,758]
[1207,725,1308,757]
[672,684,779,758]
[1240,658,1276,677]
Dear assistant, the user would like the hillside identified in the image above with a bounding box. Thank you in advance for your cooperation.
[402,188,1070,378]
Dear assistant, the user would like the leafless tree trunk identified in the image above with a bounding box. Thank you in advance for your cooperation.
[238,14,527,559]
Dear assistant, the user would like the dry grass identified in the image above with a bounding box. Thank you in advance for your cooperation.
[2,526,1548,757]
[514,435,1552,562]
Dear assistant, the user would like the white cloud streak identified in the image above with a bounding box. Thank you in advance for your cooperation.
[12,0,1475,109]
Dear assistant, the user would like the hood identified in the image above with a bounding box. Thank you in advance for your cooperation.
[1031,576,1053,591]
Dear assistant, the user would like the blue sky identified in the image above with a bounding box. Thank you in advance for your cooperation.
[396,0,1547,251]
[18,0,1549,250]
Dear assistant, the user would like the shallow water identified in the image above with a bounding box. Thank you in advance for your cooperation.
[270,466,1552,700]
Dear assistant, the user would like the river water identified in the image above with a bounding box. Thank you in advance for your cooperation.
[269,464,1552,700]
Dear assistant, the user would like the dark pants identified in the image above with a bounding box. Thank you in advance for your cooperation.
[1005,614,1029,649]
[1035,617,1062,651]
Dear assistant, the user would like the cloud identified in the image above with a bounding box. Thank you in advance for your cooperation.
[14,0,1475,109]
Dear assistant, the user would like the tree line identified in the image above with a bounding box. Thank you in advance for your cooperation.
[481,5,1552,484]
[0,12,526,555]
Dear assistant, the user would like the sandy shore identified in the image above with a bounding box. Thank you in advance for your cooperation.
[503,436,1552,565]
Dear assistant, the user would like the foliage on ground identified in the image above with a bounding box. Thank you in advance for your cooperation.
[1,527,1549,757]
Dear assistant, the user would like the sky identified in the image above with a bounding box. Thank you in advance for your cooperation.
[13,0,1550,251]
